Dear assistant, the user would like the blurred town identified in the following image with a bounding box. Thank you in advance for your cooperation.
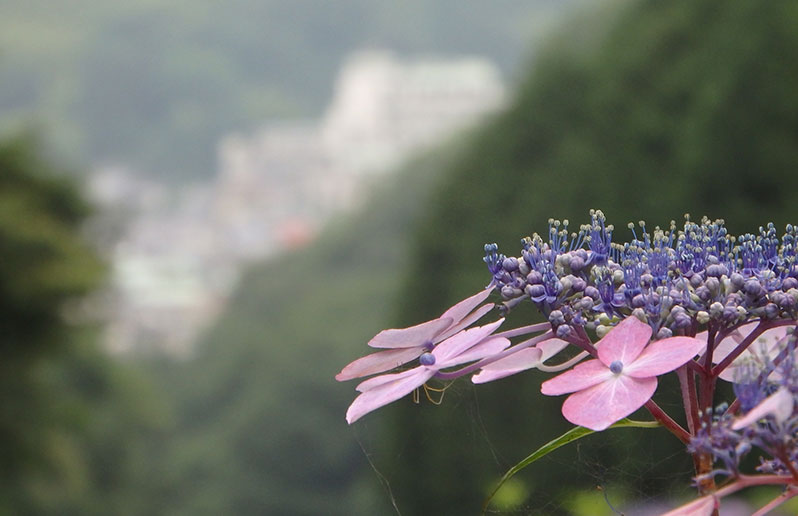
[89,51,505,354]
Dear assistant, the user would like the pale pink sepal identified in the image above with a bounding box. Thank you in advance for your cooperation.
[367,317,453,348]
[446,337,509,368]
[437,303,495,341]
[471,347,543,384]
[660,495,717,516]
[346,367,436,424]
[471,336,570,384]
[336,347,426,381]
[731,387,794,430]
[439,288,493,325]
[560,375,657,431]
[432,318,504,365]
[540,359,613,395]
[624,336,705,378]
[537,338,570,361]
[596,316,652,367]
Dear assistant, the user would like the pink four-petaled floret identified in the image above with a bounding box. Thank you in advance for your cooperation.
[541,317,705,431]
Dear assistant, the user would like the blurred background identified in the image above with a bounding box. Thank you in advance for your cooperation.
[2,0,798,514]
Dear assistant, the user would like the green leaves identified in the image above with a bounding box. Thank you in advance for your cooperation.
[482,419,661,514]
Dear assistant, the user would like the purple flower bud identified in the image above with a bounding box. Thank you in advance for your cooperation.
[783,277,798,290]
[730,273,745,289]
[502,257,519,272]
[706,264,728,277]
[764,303,780,319]
[527,271,543,284]
[570,277,586,292]
[584,286,600,300]
[744,279,762,296]
[419,352,436,366]
[656,327,673,339]
[556,324,572,338]
[705,277,720,293]
[695,286,711,302]
[549,310,565,326]
[526,284,545,299]
[570,255,585,272]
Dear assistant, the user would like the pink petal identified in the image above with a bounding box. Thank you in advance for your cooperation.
[624,336,705,378]
[731,387,794,430]
[596,317,652,367]
[661,496,717,516]
[439,337,509,368]
[560,375,657,431]
[355,367,420,392]
[708,329,743,364]
[336,347,426,381]
[541,359,613,396]
[471,347,543,384]
[368,317,453,348]
[432,318,504,364]
[438,288,493,325]
[346,367,435,424]
[436,303,495,341]
[537,338,570,362]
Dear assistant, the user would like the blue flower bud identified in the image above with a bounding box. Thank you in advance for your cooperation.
[419,352,436,366]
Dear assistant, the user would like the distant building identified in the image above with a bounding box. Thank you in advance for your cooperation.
[323,50,505,176]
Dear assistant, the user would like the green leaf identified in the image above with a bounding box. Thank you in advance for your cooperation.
[482,419,661,514]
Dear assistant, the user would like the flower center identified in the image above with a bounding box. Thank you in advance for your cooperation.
[609,360,623,375]
[419,352,436,366]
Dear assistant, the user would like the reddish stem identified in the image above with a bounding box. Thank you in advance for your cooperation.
[644,399,690,444]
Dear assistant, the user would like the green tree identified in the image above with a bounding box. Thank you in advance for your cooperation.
[0,136,169,515]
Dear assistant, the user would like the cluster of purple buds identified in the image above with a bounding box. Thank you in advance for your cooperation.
[485,210,798,339]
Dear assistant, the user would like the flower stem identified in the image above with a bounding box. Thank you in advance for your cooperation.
[643,399,690,444]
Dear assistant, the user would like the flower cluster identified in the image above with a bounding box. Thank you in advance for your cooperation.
[336,211,798,515]
[485,210,798,340]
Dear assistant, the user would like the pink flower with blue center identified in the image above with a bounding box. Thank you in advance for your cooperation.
[345,319,508,424]
[541,317,705,431]
[336,288,494,381]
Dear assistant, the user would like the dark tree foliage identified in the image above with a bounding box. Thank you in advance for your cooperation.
[0,136,168,515]
[383,0,798,514]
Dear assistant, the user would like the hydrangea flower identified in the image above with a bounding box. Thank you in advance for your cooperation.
[345,319,508,423]
[336,288,494,381]
[540,317,705,431]
[337,211,798,515]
